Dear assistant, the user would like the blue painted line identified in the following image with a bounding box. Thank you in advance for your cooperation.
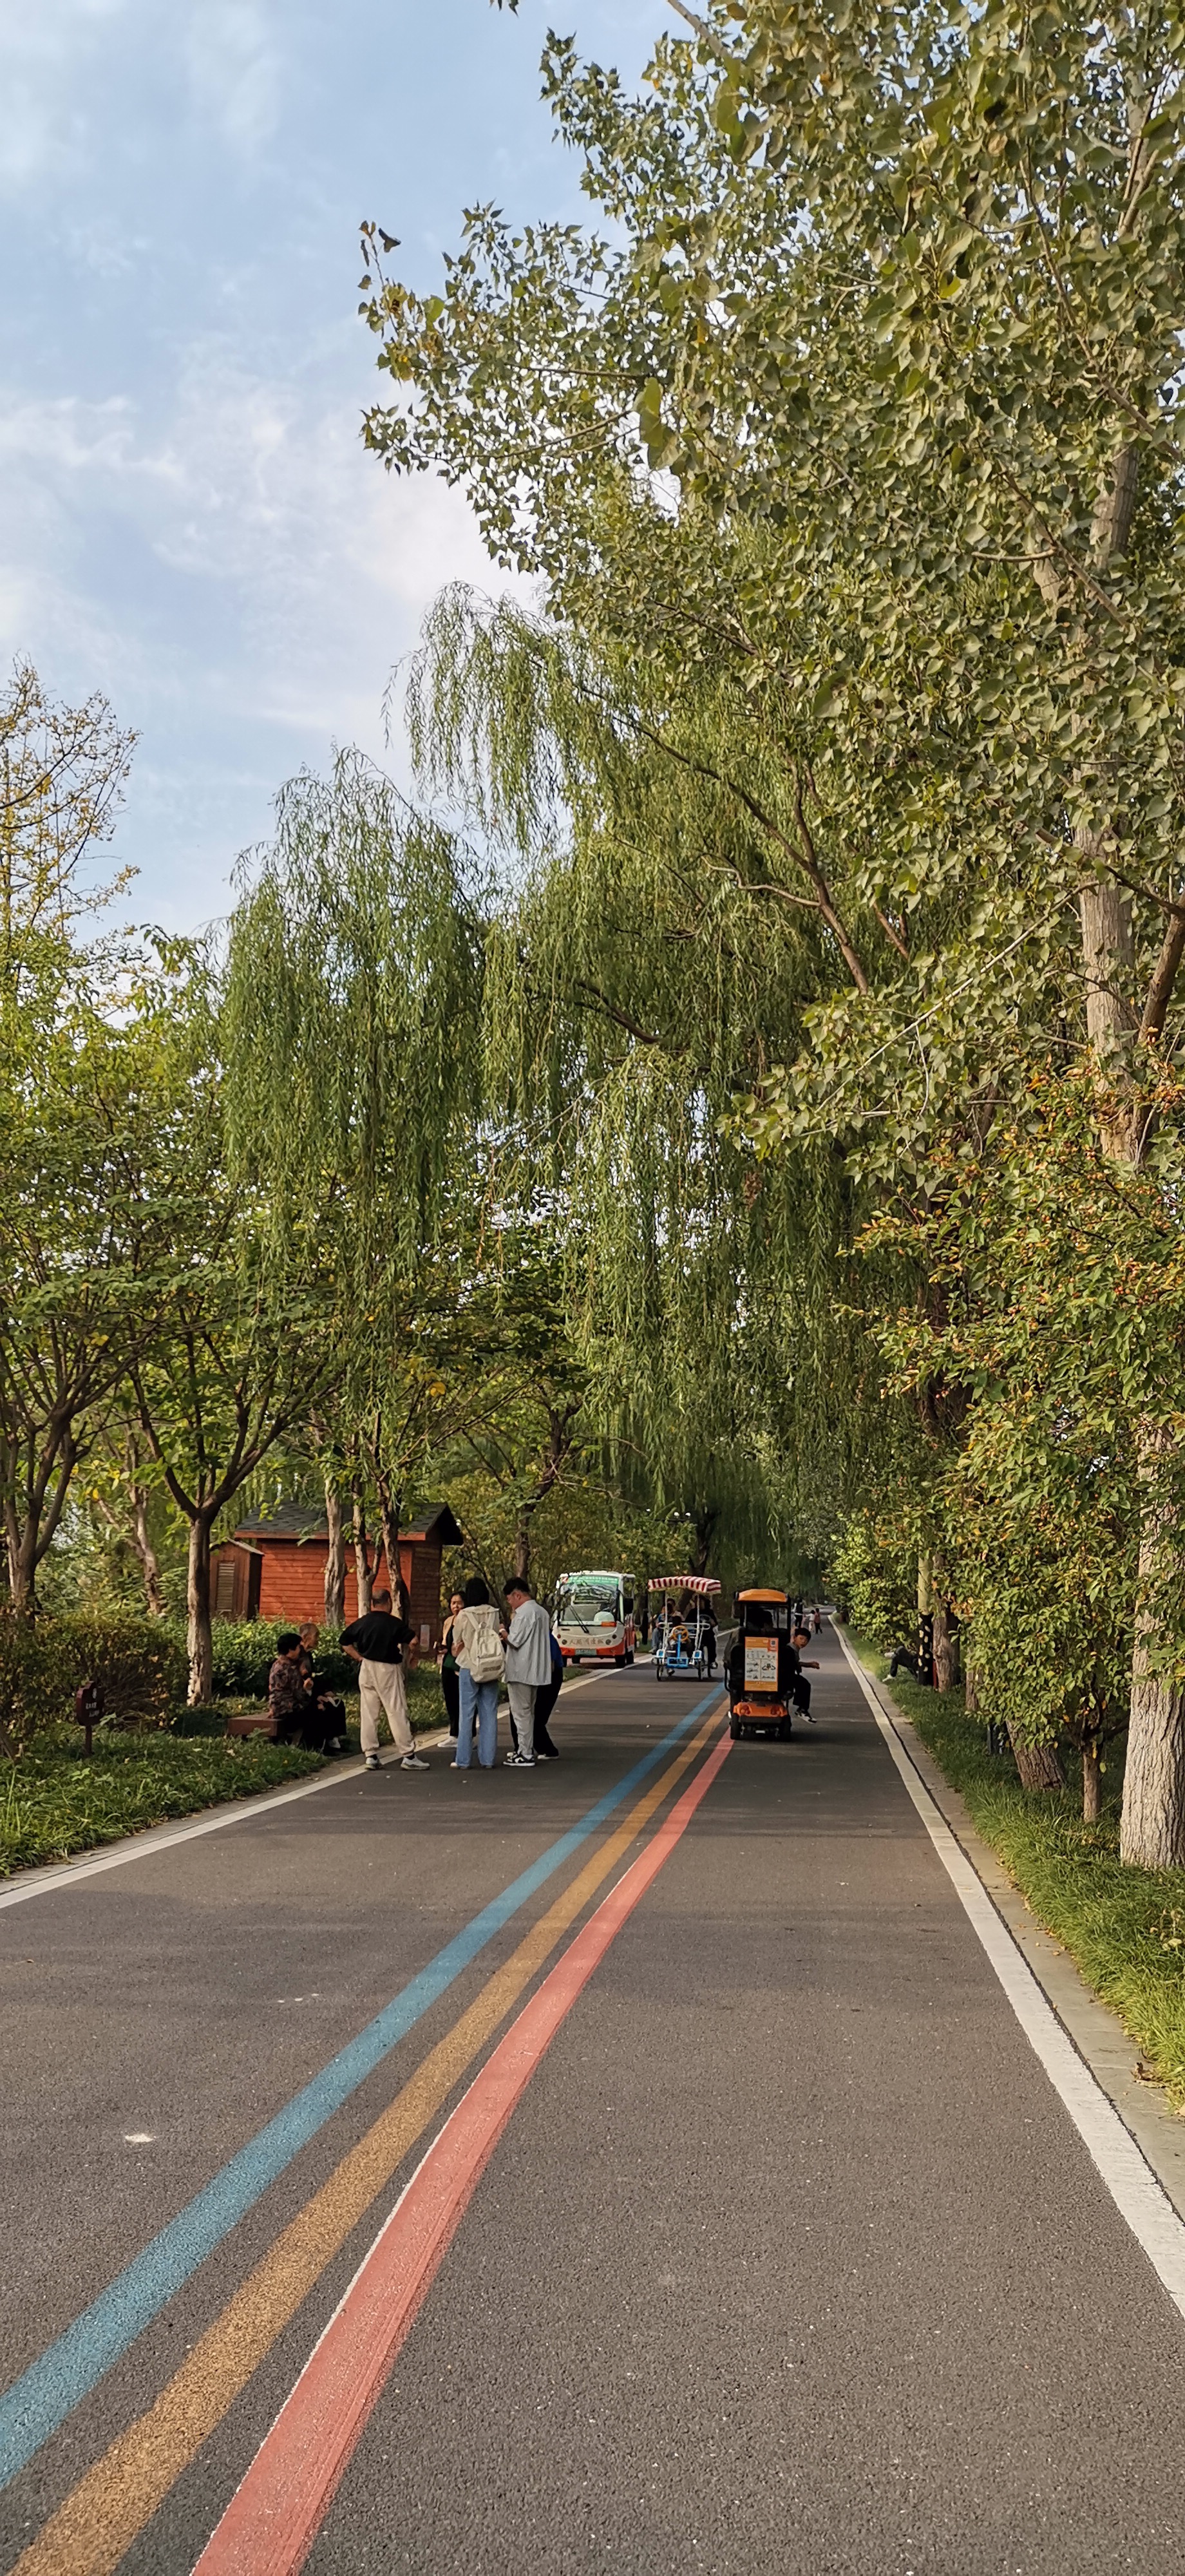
[0,1689,721,2486]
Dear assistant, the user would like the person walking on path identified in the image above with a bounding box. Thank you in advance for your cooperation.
[502,1575,553,1769]
[532,1627,564,1758]
[341,1587,430,1772]
[451,1577,504,1770]
[437,1590,464,1741]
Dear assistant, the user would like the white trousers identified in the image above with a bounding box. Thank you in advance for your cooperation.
[358,1659,413,1759]
[506,1680,536,1761]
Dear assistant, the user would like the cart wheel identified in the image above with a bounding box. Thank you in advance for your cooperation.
[777,1719,793,1741]
[729,1714,741,1740]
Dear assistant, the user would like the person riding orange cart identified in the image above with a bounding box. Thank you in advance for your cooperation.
[726,1587,798,1741]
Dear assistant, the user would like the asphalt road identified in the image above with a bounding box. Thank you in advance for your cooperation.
[4,1637,1185,2575]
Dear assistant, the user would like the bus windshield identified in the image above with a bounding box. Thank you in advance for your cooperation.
[556,1579,620,1628]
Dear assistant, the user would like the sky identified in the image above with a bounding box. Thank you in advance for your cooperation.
[1,0,669,931]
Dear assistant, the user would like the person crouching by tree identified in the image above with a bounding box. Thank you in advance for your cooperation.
[501,1575,553,1768]
[340,1587,430,1774]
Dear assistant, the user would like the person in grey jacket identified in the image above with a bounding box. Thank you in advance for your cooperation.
[501,1577,553,1768]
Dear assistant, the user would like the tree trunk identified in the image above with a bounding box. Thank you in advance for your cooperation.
[6,1522,37,1621]
[352,1490,373,1616]
[1083,1740,1103,1824]
[373,1460,406,1616]
[692,1509,717,1576]
[932,1595,957,1693]
[130,1486,166,1618]
[1121,1417,1185,1865]
[1006,1722,1065,1793]
[186,1515,214,1705]
[514,1514,531,1585]
[324,1482,346,1627]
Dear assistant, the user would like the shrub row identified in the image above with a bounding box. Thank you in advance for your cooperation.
[0,1609,413,1761]
[0,1612,188,1758]
[176,1618,358,1700]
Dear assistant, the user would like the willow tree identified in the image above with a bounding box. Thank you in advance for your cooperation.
[218,752,487,1653]
[366,1,1185,1863]
[404,587,948,1584]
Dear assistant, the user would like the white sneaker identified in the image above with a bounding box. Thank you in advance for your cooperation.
[364,1754,381,1771]
[401,1752,430,1771]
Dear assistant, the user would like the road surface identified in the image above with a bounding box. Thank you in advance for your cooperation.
[3,1633,1185,2575]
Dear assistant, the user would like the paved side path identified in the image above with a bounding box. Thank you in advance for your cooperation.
[4,1642,1185,2573]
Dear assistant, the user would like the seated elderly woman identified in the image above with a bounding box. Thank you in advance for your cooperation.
[267,1633,340,1753]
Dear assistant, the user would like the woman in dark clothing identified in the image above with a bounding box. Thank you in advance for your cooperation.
[296,1622,347,1752]
[533,1628,565,1758]
[438,1590,464,1740]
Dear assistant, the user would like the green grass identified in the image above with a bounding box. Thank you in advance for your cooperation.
[849,1634,1185,2110]
[0,1725,323,1877]
[0,1665,469,1880]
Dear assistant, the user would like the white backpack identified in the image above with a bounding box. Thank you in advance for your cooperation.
[466,1607,505,1684]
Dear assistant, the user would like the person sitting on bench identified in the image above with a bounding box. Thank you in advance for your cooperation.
[267,1634,336,1752]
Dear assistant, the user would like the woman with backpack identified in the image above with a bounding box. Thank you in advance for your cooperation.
[451,1577,504,1769]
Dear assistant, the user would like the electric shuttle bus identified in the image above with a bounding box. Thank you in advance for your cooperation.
[553,1569,637,1665]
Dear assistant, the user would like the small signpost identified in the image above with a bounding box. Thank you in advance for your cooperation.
[73,1678,105,1755]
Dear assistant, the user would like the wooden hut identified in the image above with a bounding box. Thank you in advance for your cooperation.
[209,1502,463,1647]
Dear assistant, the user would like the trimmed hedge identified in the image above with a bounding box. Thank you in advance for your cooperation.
[194,1618,358,1700]
[0,1612,187,1758]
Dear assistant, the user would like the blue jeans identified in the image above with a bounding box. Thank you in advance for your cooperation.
[457,1672,499,1767]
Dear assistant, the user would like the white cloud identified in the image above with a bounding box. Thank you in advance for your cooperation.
[184,0,281,155]
[0,345,530,922]
[0,0,132,191]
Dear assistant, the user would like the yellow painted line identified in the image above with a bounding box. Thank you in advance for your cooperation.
[15,1701,725,2576]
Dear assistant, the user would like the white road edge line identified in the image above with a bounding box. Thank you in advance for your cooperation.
[835,1624,1185,2324]
[0,1660,644,1912]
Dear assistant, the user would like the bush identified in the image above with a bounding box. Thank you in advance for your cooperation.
[0,1618,64,1759]
[170,1701,227,1737]
[51,1613,187,1724]
[0,1610,187,1757]
[162,1617,358,1701]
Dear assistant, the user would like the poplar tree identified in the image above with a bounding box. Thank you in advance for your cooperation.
[363,0,1185,1864]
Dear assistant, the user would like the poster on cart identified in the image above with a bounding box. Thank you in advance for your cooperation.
[744,1638,779,1692]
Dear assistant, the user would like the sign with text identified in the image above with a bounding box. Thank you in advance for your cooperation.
[744,1638,779,1692]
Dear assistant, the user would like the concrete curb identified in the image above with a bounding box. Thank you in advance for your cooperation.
[838,1629,1185,2226]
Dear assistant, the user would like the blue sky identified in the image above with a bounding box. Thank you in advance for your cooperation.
[1,0,668,929]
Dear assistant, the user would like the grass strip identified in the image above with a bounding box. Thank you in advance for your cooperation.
[848,1633,1185,2112]
[1,1662,502,1879]
[0,1727,324,1878]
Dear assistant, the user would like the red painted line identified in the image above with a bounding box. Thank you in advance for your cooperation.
[191,1722,732,2576]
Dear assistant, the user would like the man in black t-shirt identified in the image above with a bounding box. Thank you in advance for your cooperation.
[341,1588,429,1773]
